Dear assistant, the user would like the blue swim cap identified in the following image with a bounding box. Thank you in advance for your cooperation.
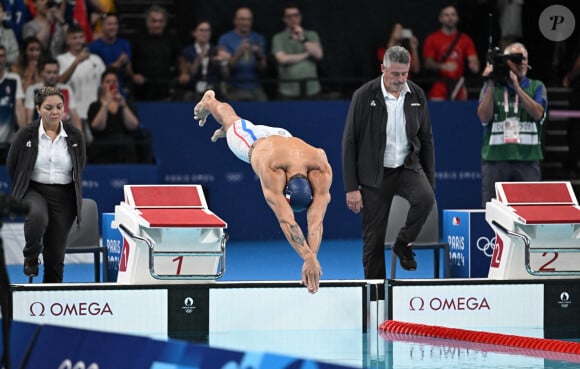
[284,176,313,213]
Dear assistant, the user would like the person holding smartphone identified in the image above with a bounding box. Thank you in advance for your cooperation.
[376,22,421,77]
[86,68,140,163]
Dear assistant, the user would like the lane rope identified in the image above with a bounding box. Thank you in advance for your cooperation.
[380,320,580,358]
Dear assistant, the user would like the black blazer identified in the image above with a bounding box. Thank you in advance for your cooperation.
[6,119,86,222]
[342,77,435,192]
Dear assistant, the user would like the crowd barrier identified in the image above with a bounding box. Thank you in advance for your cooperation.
[0,100,483,241]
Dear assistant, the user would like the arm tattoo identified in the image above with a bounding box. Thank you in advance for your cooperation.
[289,224,306,245]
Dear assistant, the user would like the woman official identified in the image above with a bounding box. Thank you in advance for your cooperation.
[7,86,86,282]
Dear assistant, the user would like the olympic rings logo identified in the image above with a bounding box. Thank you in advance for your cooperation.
[476,236,496,257]
[58,360,99,369]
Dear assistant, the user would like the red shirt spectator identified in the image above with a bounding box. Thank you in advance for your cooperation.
[422,5,479,100]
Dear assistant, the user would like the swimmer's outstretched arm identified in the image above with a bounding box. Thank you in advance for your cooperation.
[260,177,322,294]
[305,167,332,256]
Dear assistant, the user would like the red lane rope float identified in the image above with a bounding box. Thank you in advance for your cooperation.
[380,330,580,364]
[380,320,580,357]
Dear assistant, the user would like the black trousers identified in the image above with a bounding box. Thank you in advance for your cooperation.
[22,182,77,283]
[360,167,435,279]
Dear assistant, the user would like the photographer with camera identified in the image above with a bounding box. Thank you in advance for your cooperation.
[477,42,547,207]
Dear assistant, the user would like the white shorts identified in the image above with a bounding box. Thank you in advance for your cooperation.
[226,119,292,163]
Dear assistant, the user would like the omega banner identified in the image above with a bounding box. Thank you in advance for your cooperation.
[9,282,367,367]
[392,284,544,334]
[390,280,580,339]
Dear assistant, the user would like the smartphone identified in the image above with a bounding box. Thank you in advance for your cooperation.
[401,29,413,39]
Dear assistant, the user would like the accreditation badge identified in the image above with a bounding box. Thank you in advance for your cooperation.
[503,117,520,143]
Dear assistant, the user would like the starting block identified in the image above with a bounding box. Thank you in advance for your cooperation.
[113,185,228,284]
[485,181,580,279]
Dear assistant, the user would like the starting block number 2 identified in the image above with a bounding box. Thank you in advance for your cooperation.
[530,251,580,272]
[493,240,580,272]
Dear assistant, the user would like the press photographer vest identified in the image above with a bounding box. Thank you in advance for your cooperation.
[481,79,546,162]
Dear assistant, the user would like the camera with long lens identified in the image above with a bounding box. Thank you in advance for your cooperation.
[0,193,29,218]
[487,46,524,83]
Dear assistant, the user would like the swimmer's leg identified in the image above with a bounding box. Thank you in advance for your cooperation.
[193,90,241,134]
[193,90,214,126]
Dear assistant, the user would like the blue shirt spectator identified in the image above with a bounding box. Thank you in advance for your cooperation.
[1,0,31,44]
[218,7,267,101]
[88,13,132,97]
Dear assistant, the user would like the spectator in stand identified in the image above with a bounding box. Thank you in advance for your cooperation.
[86,68,141,163]
[11,36,43,92]
[177,20,229,101]
[24,57,82,132]
[88,13,133,98]
[0,2,21,66]
[218,7,268,101]
[57,24,106,124]
[272,3,323,99]
[2,0,32,45]
[22,0,67,58]
[377,22,420,76]
[0,45,25,163]
[62,0,95,44]
[88,0,115,40]
[131,5,181,101]
[422,3,480,100]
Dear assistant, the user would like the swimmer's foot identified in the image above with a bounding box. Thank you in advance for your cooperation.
[193,90,215,126]
[211,127,226,142]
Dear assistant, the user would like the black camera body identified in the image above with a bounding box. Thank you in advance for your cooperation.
[487,47,524,83]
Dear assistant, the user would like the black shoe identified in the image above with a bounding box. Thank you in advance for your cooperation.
[24,258,40,277]
[393,241,417,271]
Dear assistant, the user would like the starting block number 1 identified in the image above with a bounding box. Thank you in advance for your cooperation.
[153,255,220,276]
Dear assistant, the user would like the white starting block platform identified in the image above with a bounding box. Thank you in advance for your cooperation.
[113,185,228,284]
[485,181,580,279]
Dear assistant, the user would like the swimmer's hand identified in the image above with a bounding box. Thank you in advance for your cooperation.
[302,257,322,294]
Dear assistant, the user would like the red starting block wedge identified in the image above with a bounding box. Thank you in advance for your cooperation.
[486,181,580,279]
[114,185,228,284]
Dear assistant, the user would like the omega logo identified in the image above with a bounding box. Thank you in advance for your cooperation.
[409,296,491,311]
[29,302,113,317]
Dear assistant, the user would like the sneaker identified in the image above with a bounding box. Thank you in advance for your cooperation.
[24,258,40,277]
[393,241,417,271]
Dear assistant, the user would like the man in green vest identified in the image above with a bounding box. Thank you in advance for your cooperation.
[477,42,547,207]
